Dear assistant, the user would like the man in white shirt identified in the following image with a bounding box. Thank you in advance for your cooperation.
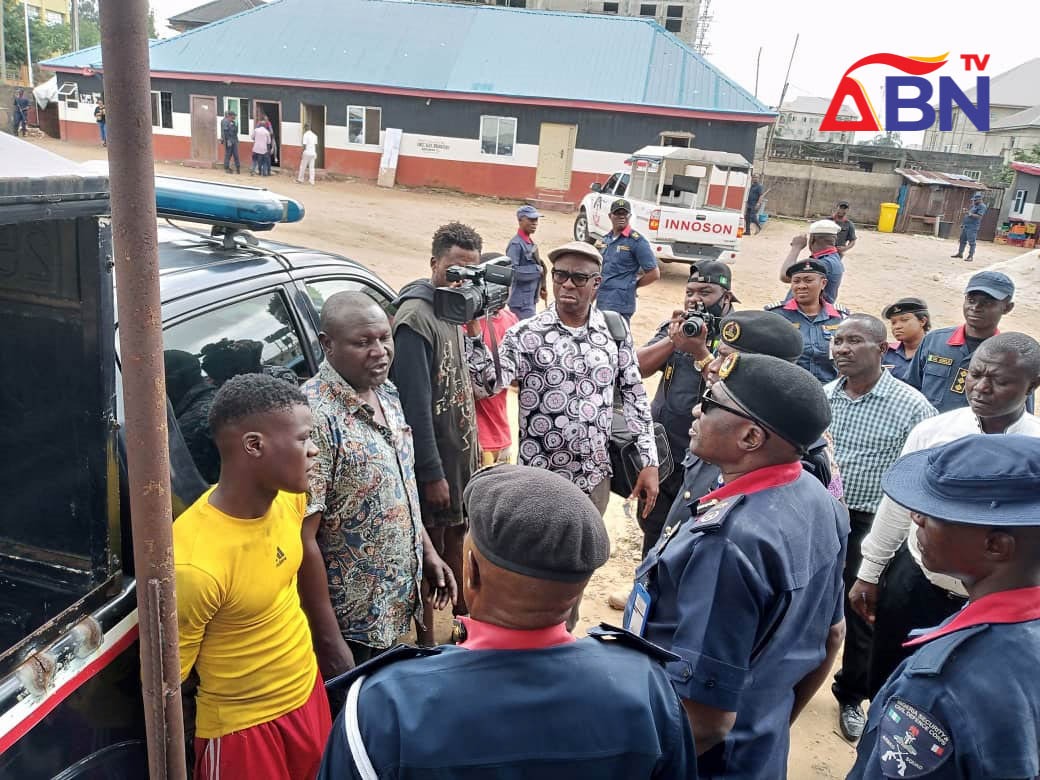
[298,124,318,185]
[849,332,1040,695]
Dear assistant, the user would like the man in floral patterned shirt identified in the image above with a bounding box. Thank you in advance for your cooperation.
[299,292,457,692]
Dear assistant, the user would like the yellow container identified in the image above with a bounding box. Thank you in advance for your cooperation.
[878,202,900,233]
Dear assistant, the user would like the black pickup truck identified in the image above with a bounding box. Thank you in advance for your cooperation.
[0,135,395,779]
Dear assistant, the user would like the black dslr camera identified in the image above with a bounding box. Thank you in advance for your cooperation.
[433,257,513,325]
[681,301,722,339]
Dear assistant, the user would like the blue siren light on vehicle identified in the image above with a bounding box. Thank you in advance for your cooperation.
[154,175,305,231]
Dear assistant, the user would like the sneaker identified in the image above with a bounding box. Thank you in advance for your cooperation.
[964,256,974,262]
[607,588,631,611]
[839,703,866,741]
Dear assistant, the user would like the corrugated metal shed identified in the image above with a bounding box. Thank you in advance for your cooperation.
[894,168,988,191]
[169,0,267,28]
[1012,161,1040,177]
[43,0,771,117]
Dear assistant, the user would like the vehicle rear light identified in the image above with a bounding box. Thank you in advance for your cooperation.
[737,226,745,238]
[649,209,660,231]
[737,215,745,238]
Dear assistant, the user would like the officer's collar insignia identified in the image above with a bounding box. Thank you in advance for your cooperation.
[721,321,741,343]
[718,352,739,379]
[878,698,952,776]
[691,495,743,532]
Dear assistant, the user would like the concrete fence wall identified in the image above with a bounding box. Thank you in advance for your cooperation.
[760,161,902,226]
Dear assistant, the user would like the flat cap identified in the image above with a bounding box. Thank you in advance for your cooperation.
[883,297,929,319]
[965,270,1014,301]
[610,198,632,213]
[463,464,610,583]
[809,219,841,235]
[788,259,829,276]
[715,352,831,452]
[719,310,803,361]
[517,204,541,219]
[547,240,603,267]
[882,435,1040,526]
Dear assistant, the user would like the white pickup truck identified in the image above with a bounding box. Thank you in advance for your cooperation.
[573,146,752,265]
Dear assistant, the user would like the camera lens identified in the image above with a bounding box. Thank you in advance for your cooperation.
[681,317,704,338]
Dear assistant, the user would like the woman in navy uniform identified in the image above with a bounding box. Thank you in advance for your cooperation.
[319,464,696,779]
[626,353,849,779]
[850,434,1040,779]
[881,297,930,382]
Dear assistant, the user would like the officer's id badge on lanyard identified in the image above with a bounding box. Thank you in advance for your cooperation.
[623,582,652,637]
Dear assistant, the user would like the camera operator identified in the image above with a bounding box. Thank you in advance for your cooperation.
[634,261,736,555]
[464,241,659,630]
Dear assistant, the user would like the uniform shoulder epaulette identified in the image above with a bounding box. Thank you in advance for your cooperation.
[764,300,784,310]
[587,623,681,666]
[325,644,442,694]
[690,494,744,532]
[904,624,988,677]
[630,230,641,239]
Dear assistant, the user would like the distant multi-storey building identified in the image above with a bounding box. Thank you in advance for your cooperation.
[25,0,69,26]
[425,0,707,51]
[775,96,857,144]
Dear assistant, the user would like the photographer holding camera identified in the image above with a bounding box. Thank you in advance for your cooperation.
[633,261,736,554]
[465,240,659,629]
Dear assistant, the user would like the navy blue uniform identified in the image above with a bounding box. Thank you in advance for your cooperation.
[850,590,1040,779]
[504,231,543,320]
[882,342,914,382]
[598,227,658,318]
[766,298,847,383]
[318,629,697,779]
[627,463,849,779]
[956,199,987,258]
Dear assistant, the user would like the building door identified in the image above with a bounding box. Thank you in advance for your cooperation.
[190,95,218,162]
[535,123,577,191]
[300,103,326,169]
[255,101,282,168]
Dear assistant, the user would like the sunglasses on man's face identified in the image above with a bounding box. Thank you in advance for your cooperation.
[700,387,760,424]
[551,269,601,288]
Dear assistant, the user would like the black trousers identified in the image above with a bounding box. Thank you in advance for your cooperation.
[868,543,966,697]
[638,465,686,558]
[832,509,874,706]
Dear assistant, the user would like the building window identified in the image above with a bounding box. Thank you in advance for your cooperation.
[639,3,656,15]
[666,4,682,15]
[962,169,981,181]
[942,144,955,153]
[964,142,973,150]
[45,10,63,25]
[26,4,39,19]
[665,18,681,31]
[347,106,382,145]
[57,82,79,102]
[1013,189,1027,213]
[223,97,249,136]
[602,1,618,11]
[480,116,516,157]
[150,91,173,129]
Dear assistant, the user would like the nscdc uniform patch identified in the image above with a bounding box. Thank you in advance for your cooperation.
[877,698,952,778]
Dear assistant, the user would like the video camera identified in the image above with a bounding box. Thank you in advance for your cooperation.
[681,301,722,339]
[433,257,513,325]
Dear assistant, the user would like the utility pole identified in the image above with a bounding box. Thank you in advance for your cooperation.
[97,0,187,776]
[23,0,33,86]
[71,0,79,51]
[760,33,799,177]
[754,46,762,99]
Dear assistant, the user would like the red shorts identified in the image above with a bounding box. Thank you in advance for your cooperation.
[194,672,331,780]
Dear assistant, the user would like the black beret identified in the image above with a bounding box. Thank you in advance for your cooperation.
[882,297,929,319]
[788,259,829,276]
[715,352,831,452]
[719,310,803,362]
[463,464,610,583]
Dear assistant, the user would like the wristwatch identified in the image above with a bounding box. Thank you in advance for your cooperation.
[694,355,714,371]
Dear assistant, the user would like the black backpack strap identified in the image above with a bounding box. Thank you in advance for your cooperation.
[600,309,629,344]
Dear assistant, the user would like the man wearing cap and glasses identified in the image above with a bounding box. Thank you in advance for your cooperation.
[780,219,846,303]
[317,465,696,779]
[904,271,1027,413]
[951,192,987,262]
[625,352,849,778]
[833,201,857,256]
[849,332,1040,701]
[504,205,548,320]
[465,241,659,626]
[848,434,1040,779]
[634,261,738,554]
[596,198,660,321]
[882,297,931,382]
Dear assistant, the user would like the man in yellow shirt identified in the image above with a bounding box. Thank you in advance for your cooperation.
[175,374,331,780]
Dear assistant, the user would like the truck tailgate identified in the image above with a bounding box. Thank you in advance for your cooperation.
[654,208,740,247]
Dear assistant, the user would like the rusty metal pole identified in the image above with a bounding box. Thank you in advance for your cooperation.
[97,2,187,778]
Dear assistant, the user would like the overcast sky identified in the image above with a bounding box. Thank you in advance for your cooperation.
[148,0,1034,124]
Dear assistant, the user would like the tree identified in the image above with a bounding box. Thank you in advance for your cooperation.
[999,143,1040,185]
[870,131,903,147]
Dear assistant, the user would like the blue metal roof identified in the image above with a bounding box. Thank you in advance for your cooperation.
[43,0,772,117]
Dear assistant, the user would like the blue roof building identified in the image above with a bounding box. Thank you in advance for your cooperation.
[43,0,772,203]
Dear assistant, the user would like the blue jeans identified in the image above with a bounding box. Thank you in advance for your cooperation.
[98,121,106,144]
[958,225,979,257]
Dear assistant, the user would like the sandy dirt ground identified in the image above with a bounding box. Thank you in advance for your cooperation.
[37,137,1040,777]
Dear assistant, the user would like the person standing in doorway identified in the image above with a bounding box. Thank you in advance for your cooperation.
[251,117,271,176]
[298,123,318,185]
[504,205,547,320]
[93,99,107,147]
[221,110,240,174]
[952,192,987,262]
[262,119,276,176]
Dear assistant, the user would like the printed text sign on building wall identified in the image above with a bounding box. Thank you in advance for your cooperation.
[819,53,991,133]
